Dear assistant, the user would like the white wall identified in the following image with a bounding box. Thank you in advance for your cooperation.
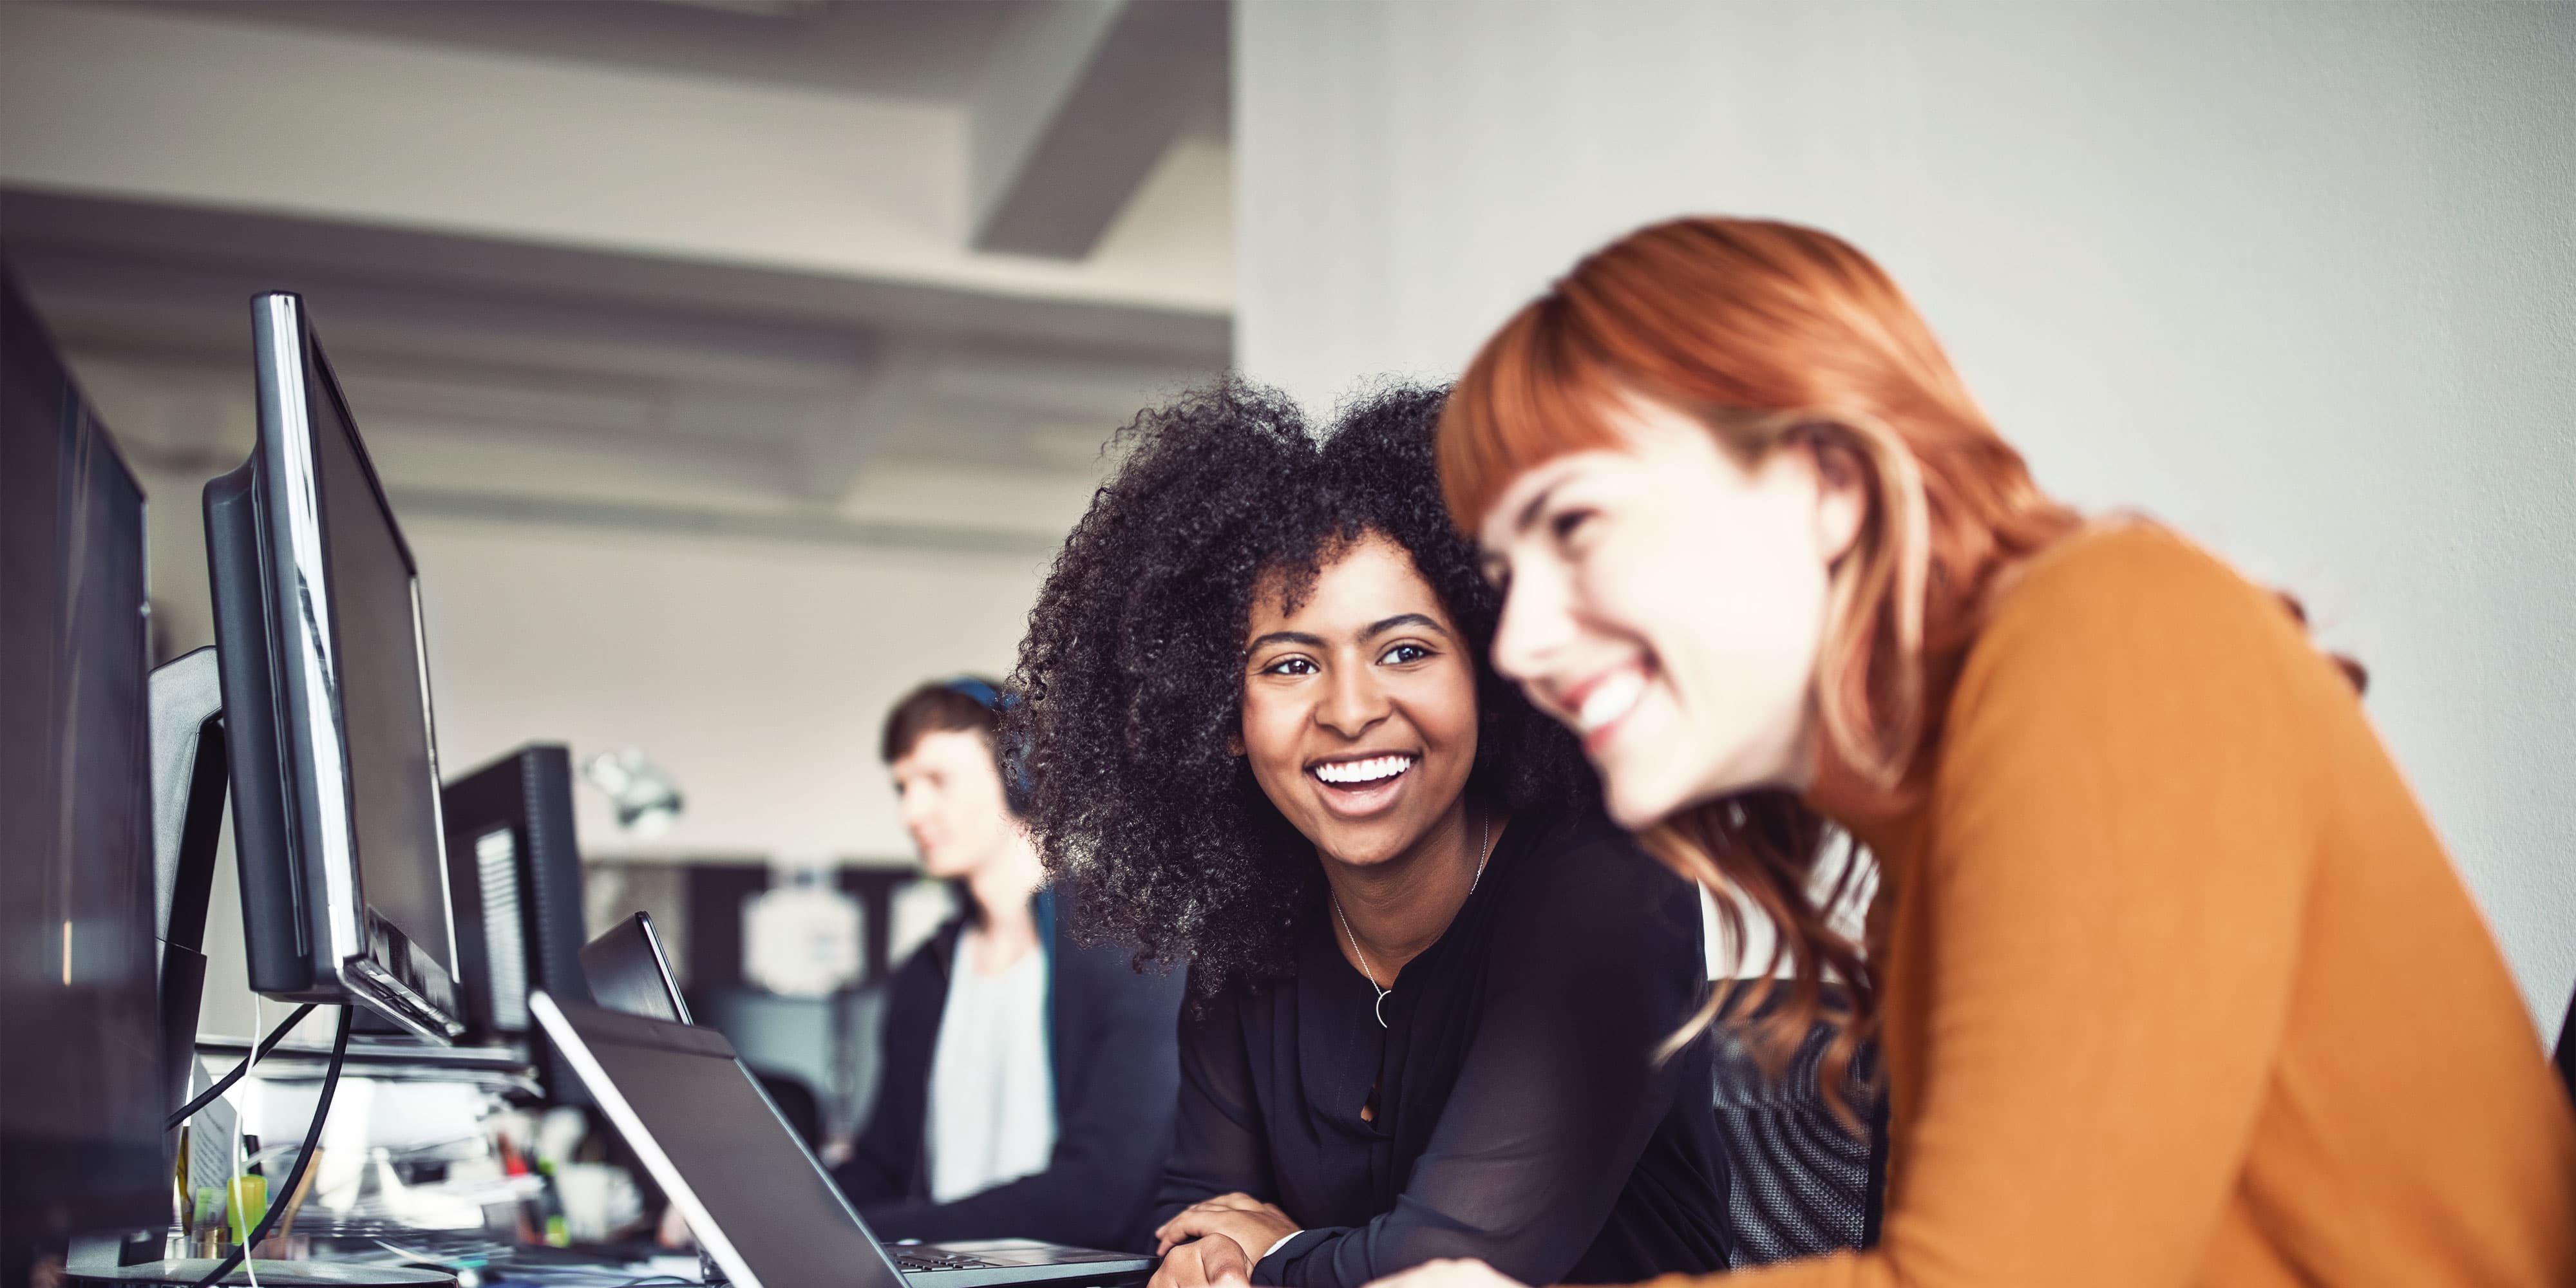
[73,355,1072,864]
[1236,2,2576,1026]
[410,517,1051,862]
[118,453,1056,864]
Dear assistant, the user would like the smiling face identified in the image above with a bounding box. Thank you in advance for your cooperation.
[890,727,1018,881]
[1239,531,1481,870]
[1475,394,1864,829]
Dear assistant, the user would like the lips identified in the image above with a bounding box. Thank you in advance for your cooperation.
[1313,753,1416,785]
[1305,752,1419,819]
[1558,661,1651,752]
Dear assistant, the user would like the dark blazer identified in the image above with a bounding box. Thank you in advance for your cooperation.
[833,887,1188,1253]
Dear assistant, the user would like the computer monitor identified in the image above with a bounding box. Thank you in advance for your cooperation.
[0,267,167,1274]
[204,292,464,1041]
[440,743,592,1095]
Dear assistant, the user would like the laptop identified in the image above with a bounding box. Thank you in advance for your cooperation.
[580,911,694,1024]
[529,990,1155,1288]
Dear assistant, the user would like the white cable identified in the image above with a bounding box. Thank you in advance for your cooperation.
[234,994,263,1288]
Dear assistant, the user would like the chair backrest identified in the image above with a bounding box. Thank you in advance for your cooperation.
[1705,987,1881,1267]
[753,1068,825,1151]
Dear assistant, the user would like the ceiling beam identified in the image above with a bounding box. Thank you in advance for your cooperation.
[5,189,1213,558]
[0,187,1229,364]
[387,486,1067,558]
[798,345,936,506]
[970,0,1228,260]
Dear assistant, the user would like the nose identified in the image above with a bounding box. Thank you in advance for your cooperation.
[897,783,933,833]
[1315,657,1392,740]
[1490,559,1576,688]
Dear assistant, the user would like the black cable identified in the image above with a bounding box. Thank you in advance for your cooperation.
[190,1005,352,1288]
[166,1002,319,1133]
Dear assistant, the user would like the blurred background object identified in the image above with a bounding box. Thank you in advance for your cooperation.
[741,865,865,998]
[580,750,687,840]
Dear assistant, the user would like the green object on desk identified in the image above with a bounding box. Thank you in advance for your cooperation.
[227,1174,269,1244]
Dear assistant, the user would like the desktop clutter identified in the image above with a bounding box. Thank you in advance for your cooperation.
[3,276,1145,1288]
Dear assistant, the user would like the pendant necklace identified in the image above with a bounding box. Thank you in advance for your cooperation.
[1333,811,1491,1029]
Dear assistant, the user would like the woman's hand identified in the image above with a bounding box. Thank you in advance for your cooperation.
[1362,1260,1530,1288]
[1154,1192,1299,1259]
[1150,1235,1254,1288]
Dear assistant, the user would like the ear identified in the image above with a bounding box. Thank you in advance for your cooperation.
[1804,435,1870,566]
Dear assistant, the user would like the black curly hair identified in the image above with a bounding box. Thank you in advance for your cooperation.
[1003,380,1596,1001]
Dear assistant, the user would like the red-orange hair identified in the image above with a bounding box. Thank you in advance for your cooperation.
[1439,217,2085,1108]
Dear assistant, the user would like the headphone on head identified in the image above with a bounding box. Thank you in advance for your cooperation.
[942,676,1034,816]
[943,676,1003,711]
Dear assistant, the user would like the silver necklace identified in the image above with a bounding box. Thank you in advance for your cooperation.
[1332,811,1491,1029]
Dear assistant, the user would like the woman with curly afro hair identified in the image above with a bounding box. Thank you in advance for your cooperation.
[1002,383,1730,1288]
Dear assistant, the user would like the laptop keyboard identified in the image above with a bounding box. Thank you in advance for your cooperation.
[893,1252,997,1272]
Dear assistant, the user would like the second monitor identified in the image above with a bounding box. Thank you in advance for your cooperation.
[204,291,464,1041]
[441,744,594,1096]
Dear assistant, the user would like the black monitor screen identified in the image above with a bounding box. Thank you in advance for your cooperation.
[310,372,451,978]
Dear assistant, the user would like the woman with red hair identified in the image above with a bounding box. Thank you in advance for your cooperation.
[1372,218,2576,1287]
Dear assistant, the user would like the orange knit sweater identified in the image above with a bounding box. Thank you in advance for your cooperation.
[1666,524,2576,1287]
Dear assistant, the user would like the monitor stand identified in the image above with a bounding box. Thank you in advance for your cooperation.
[150,647,229,1139]
[104,652,462,1288]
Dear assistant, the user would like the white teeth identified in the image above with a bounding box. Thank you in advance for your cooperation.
[1314,755,1416,786]
[1576,669,1647,734]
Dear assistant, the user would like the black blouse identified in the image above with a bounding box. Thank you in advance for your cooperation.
[1156,811,1730,1288]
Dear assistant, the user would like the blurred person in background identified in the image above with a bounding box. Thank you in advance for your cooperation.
[831,677,1188,1253]
[1359,216,2576,1288]
[1003,385,1731,1288]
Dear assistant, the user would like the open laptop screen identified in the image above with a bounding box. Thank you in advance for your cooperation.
[580,912,692,1025]
[533,993,903,1288]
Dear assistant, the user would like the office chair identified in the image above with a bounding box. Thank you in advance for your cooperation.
[1705,985,1881,1267]
[753,1068,826,1152]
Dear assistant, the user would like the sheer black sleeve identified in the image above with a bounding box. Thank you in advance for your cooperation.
[1155,969,1276,1227]
[1262,831,1705,1288]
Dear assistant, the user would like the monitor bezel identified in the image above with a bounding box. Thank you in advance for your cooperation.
[251,292,463,1040]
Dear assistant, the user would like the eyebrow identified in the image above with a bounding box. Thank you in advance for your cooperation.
[1511,476,1568,534]
[1363,612,1448,640]
[1246,614,1448,657]
[1247,629,1327,654]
